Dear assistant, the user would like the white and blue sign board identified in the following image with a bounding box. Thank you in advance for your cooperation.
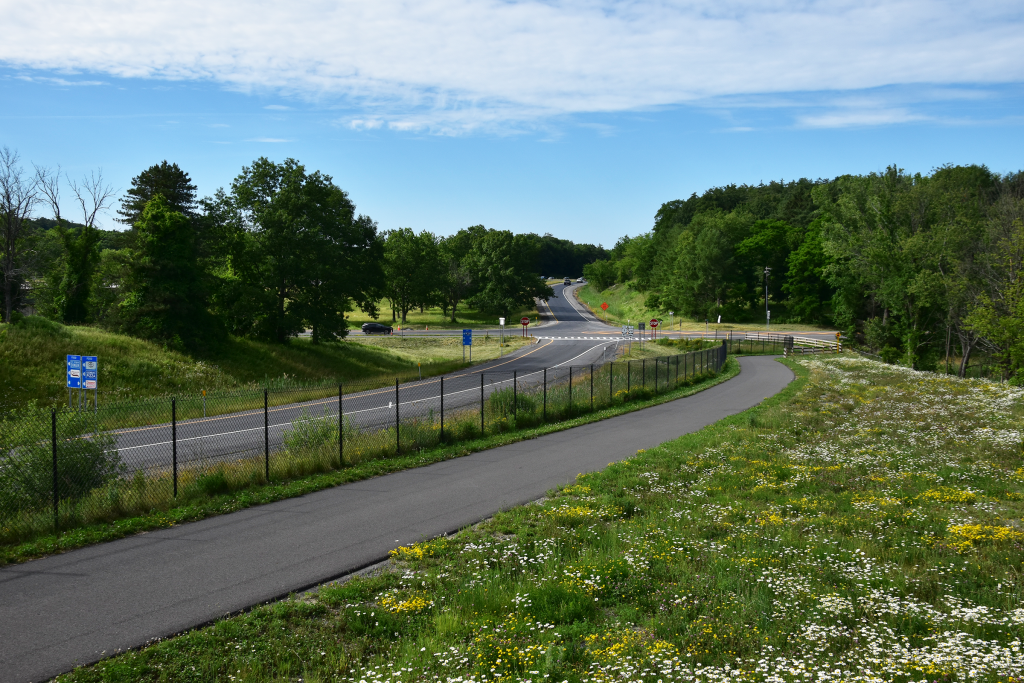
[66,354,81,388]
[83,356,98,389]
[462,329,472,346]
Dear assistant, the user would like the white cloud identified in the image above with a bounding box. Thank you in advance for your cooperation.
[348,118,383,130]
[2,1,1022,130]
[15,75,105,87]
[797,108,930,128]
[264,104,291,110]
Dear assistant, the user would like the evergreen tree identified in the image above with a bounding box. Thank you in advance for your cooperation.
[118,161,198,227]
[119,195,216,348]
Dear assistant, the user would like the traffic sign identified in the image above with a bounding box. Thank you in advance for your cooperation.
[66,354,81,389]
[82,356,98,390]
[601,302,608,311]
[638,322,645,331]
[462,329,472,346]
[520,317,529,326]
[649,319,658,328]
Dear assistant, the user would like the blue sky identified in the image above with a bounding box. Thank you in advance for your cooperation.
[2,0,1022,248]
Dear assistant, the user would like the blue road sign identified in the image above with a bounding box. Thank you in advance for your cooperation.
[66,354,81,389]
[82,355,98,390]
[462,329,472,346]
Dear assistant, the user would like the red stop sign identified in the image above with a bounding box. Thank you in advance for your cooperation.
[649,319,659,328]
[521,317,530,326]
[601,302,609,311]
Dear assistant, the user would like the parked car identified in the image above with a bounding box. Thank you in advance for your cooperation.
[361,322,393,334]
[563,277,572,286]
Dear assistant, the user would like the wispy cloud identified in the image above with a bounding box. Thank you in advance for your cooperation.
[246,137,292,143]
[797,108,930,129]
[16,75,105,87]
[348,119,383,130]
[2,1,1022,131]
[263,104,291,110]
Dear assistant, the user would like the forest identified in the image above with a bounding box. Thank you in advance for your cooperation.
[0,150,605,349]
[585,165,1024,379]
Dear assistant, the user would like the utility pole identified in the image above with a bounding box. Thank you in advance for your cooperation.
[764,266,772,332]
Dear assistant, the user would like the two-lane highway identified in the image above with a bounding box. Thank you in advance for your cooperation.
[109,283,624,474]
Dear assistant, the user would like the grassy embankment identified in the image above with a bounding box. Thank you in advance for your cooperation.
[347,301,539,331]
[3,352,737,566]
[0,317,531,412]
[577,282,830,333]
[56,356,1024,682]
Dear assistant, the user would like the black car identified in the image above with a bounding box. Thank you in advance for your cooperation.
[361,322,393,335]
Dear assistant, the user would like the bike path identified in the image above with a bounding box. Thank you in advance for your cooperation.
[0,356,794,683]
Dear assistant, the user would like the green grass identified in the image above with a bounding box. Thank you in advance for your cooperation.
[54,356,1024,683]
[0,317,534,412]
[577,282,831,332]
[350,334,532,365]
[347,301,539,330]
[2,356,738,567]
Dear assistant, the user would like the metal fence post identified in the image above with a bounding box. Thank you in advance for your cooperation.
[440,375,444,442]
[513,370,518,418]
[339,384,344,467]
[480,373,485,435]
[172,398,178,497]
[264,389,269,482]
[51,409,58,533]
[543,368,547,421]
[395,378,400,455]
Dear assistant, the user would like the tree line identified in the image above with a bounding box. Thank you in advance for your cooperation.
[0,149,607,349]
[584,165,1024,380]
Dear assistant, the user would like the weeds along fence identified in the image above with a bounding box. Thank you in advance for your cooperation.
[0,343,728,543]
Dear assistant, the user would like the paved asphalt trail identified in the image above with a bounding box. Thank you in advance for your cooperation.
[0,355,792,682]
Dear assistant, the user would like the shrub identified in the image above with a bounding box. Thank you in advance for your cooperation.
[0,405,122,517]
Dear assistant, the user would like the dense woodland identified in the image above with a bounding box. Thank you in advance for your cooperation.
[0,149,605,349]
[585,165,1024,379]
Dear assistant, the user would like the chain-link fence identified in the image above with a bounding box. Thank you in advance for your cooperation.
[1,343,727,543]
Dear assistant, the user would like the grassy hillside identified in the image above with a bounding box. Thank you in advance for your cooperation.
[0,317,529,412]
[578,282,830,332]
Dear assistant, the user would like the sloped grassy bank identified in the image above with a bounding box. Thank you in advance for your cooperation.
[58,357,1024,682]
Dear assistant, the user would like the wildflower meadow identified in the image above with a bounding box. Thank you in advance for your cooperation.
[59,356,1024,683]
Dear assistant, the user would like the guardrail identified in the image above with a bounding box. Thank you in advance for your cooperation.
[743,331,841,352]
